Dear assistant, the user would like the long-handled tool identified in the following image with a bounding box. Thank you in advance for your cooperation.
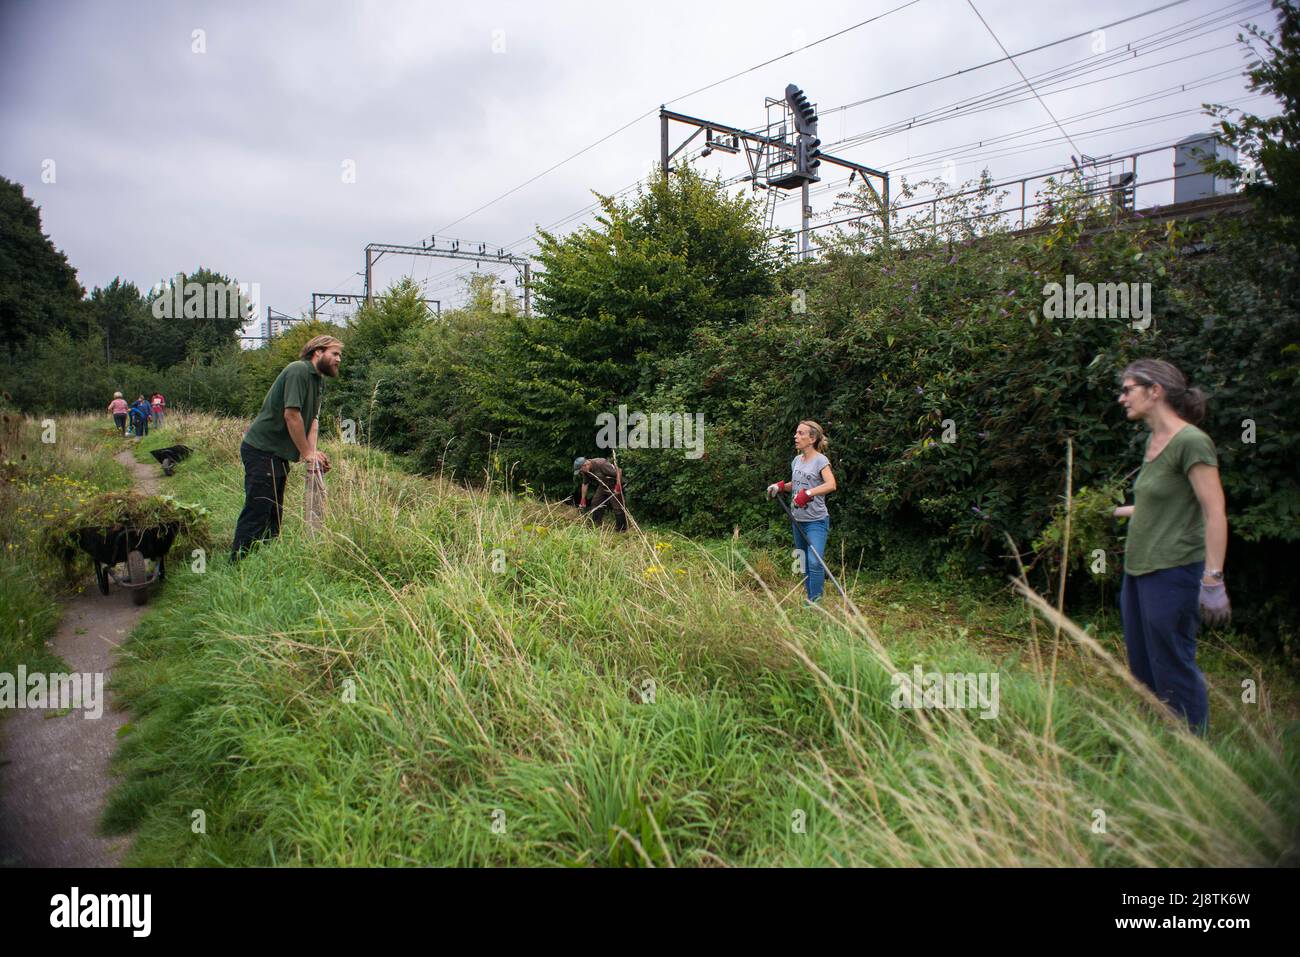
[305,461,327,530]
[774,492,851,603]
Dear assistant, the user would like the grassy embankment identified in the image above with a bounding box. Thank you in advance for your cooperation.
[11,411,1299,866]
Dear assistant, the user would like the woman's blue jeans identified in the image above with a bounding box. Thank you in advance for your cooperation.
[1120,561,1208,734]
[792,518,829,602]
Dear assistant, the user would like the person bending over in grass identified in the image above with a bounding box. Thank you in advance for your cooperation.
[574,455,627,532]
[129,396,151,437]
[1114,358,1229,735]
[230,335,341,560]
[767,420,836,603]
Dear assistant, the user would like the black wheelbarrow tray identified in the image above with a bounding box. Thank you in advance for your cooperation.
[149,445,193,476]
[74,523,180,606]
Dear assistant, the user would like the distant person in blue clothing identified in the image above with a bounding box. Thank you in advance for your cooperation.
[766,420,837,603]
[128,396,151,438]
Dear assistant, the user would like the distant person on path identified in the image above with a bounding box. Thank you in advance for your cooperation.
[151,392,166,428]
[230,335,341,560]
[1114,359,1229,735]
[767,420,837,603]
[107,392,128,435]
[128,396,151,438]
[574,455,627,531]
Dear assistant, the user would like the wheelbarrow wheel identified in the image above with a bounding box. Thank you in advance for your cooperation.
[127,549,149,606]
[94,562,110,596]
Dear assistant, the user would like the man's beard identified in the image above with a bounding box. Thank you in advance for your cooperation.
[314,356,340,378]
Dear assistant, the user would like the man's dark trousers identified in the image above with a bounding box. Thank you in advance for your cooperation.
[589,489,628,531]
[231,441,290,560]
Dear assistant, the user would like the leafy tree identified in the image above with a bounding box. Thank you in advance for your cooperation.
[373,274,514,476]
[332,278,436,446]
[88,278,151,364]
[0,176,88,355]
[0,330,151,413]
[1207,0,1299,233]
[140,266,253,368]
[475,166,777,491]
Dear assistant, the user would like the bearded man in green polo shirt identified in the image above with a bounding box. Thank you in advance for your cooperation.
[230,335,342,560]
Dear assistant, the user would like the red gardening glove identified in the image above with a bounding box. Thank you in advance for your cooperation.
[578,500,587,509]
[793,488,815,508]
[765,481,789,499]
[614,482,622,494]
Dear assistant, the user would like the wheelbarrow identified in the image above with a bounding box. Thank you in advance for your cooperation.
[149,444,192,476]
[74,523,180,606]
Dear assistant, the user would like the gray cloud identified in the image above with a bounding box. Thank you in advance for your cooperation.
[0,0,1272,328]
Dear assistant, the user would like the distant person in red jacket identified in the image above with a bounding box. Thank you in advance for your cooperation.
[151,392,166,428]
[107,392,128,435]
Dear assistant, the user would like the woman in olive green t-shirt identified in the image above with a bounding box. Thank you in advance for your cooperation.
[1113,359,1229,734]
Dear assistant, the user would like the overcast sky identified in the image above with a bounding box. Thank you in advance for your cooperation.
[0,0,1279,335]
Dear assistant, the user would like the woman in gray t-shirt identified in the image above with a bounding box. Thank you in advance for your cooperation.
[766,420,837,602]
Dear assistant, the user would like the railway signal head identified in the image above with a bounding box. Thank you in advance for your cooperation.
[784,84,818,138]
[783,84,821,182]
[799,135,822,179]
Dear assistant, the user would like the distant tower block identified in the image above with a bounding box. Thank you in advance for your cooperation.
[1174,133,1238,204]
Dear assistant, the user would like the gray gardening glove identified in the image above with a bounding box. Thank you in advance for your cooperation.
[1199,581,1231,627]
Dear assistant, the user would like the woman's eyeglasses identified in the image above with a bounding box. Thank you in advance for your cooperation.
[1118,383,1148,396]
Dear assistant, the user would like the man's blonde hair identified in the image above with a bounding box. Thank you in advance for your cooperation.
[300,335,343,361]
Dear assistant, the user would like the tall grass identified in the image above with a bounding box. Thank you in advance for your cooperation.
[91,412,1300,866]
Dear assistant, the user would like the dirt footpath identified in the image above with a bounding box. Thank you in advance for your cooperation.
[0,448,160,867]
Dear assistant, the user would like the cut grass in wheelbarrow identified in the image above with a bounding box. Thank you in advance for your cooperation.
[74,523,179,605]
[41,490,213,603]
[149,444,192,476]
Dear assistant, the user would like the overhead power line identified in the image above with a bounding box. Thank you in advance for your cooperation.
[827,0,1266,153]
[823,0,1195,116]
[302,0,1252,317]
[431,0,924,235]
[445,0,1214,273]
